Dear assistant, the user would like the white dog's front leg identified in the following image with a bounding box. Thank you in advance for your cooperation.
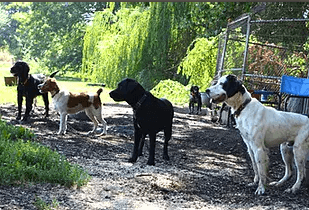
[243,140,259,186]
[254,147,269,195]
[58,114,67,135]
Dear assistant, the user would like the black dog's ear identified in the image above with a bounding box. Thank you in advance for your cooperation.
[22,62,30,73]
[49,71,59,78]
[190,86,194,92]
[125,78,140,93]
[227,74,237,82]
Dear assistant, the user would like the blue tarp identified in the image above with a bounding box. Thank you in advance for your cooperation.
[280,75,309,97]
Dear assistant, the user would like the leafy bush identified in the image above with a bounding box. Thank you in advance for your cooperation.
[0,118,90,187]
[150,79,189,105]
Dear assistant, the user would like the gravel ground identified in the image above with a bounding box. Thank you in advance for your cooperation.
[0,102,309,210]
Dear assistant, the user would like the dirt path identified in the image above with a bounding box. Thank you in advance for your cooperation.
[0,103,309,209]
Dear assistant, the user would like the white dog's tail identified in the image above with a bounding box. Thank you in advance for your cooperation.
[97,88,103,96]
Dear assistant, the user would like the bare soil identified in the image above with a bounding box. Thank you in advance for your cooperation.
[0,102,309,210]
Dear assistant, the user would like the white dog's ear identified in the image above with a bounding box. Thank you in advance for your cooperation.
[224,74,246,97]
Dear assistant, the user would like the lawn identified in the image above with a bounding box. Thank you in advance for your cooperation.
[0,63,114,106]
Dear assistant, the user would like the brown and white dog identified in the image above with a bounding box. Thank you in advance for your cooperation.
[38,72,107,135]
[206,74,309,195]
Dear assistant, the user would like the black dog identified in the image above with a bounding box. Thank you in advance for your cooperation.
[109,78,174,165]
[217,102,236,128]
[189,85,202,114]
[10,61,49,121]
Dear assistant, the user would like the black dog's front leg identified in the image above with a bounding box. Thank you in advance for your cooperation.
[23,96,34,121]
[197,97,202,114]
[138,134,146,156]
[189,99,194,114]
[129,128,143,163]
[16,91,23,120]
[163,127,172,161]
[147,132,156,166]
[217,103,227,124]
[42,93,49,117]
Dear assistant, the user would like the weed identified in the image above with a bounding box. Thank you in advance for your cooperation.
[34,196,59,210]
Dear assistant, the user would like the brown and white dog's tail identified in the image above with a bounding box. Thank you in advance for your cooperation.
[97,88,103,96]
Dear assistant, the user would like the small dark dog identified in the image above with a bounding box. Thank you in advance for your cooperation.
[10,61,49,121]
[189,85,202,114]
[217,103,236,127]
[109,78,174,165]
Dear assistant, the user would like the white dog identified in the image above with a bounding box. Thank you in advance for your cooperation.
[38,75,107,135]
[206,74,309,195]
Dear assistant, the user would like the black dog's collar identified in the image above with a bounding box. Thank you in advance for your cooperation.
[233,98,251,118]
[134,93,147,111]
[21,75,30,86]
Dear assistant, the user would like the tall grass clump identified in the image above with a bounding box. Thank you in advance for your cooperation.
[0,118,90,187]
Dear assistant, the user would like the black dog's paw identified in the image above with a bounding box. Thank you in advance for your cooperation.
[163,154,170,161]
[128,157,137,163]
[21,117,29,122]
[16,115,21,120]
[20,119,30,124]
[146,160,155,166]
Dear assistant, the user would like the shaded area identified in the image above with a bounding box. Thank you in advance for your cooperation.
[0,103,308,209]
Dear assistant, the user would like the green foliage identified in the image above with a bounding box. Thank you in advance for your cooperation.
[34,196,59,210]
[0,118,90,187]
[82,3,186,90]
[82,2,254,90]
[252,2,309,48]
[0,4,9,37]
[187,2,256,38]
[2,2,106,73]
[150,79,189,105]
[178,37,218,90]
[82,6,150,88]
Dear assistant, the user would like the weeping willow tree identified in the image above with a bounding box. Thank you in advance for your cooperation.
[82,2,191,89]
[178,37,218,91]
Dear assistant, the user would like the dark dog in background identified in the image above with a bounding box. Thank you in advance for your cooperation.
[10,61,49,121]
[189,85,202,114]
[217,103,235,127]
[109,78,174,165]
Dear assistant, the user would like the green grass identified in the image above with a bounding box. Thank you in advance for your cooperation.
[0,118,90,187]
[0,63,17,104]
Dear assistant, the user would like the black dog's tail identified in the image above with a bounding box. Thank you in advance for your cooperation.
[50,70,59,78]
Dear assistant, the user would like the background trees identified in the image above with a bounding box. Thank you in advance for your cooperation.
[1,2,106,73]
[2,2,308,90]
[82,2,256,89]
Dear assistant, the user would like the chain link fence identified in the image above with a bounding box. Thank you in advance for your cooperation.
[216,13,309,114]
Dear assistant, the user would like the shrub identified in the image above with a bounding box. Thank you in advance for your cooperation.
[150,79,189,105]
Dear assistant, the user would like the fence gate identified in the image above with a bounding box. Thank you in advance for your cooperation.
[216,13,309,114]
